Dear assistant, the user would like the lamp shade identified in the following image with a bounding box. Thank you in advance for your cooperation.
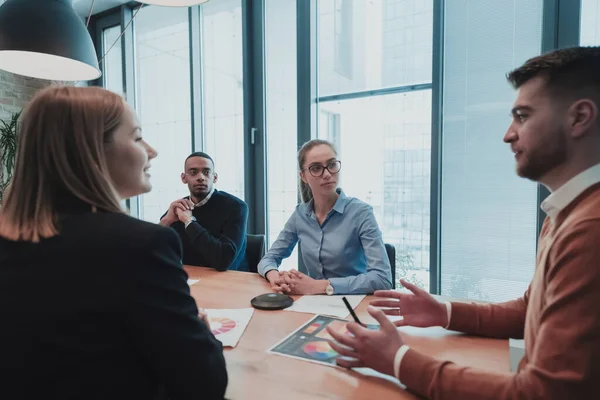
[138,0,210,6]
[0,0,100,81]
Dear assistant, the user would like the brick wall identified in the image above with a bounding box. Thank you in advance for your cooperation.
[0,71,51,120]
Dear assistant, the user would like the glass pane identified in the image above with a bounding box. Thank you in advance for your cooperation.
[201,0,245,200]
[135,6,192,222]
[581,0,600,45]
[440,0,542,302]
[102,26,123,95]
[265,0,299,270]
[318,91,432,291]
[318,0,433,97]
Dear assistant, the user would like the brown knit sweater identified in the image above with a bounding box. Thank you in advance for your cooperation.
[399,183,600,399]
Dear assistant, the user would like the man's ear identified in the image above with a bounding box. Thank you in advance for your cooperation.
[181,172,187,184]
[569,98,598,139]
[213,172,218,184]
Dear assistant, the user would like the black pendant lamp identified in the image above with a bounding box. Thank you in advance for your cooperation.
[138,0,210,6]
[0,0,100,81]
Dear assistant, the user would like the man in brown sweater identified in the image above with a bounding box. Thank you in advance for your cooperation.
[327,46,600,399]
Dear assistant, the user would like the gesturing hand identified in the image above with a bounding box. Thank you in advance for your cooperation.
[327,306,404,377]
[370,279,448,328]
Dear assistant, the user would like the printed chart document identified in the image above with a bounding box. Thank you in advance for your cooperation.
[187,279,200,285]
[284,295,365,318]
[204,308,255,347]
[269,314,378,367]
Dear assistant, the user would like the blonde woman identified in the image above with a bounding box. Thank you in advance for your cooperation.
[0,87,227,399]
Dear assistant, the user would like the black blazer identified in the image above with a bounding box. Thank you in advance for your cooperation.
[0,204,227,399]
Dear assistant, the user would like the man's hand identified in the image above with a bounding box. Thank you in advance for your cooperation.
[160,199,194,226]
[176,207,194,224]
[327,306,404,377]
[370,279,448,328]
[284,270,328,295]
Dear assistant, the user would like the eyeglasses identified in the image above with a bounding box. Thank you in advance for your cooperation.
[186,169,212,178]
[304,160,342,177]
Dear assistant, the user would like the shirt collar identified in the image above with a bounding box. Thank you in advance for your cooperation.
[304,188,349,216]
[541,163,600,219]
[192,187,215,208]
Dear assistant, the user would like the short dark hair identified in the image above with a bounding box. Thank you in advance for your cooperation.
[507,46,600,107]
[185,152,214,169]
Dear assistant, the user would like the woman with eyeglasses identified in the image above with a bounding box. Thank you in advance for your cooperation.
[257,139,393,295]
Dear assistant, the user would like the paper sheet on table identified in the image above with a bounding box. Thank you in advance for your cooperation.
[187,279,199,285]
[284,295,365,318]
[204,308,254,347]
[268,314,378,367]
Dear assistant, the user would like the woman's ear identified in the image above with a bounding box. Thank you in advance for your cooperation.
[299,171,308,184]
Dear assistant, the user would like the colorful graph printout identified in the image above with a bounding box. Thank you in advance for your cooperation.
[210,317,237,336]
[268,315,378,367]
[204,308,254,348]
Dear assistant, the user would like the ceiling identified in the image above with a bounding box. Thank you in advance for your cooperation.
[72,0,130,18]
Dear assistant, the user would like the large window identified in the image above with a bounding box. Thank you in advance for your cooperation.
[101,25,123,95]
[200,0,245,200]
[135,6,192,223]
[265,0,299,269]
[581,0,600,45]
[319,0,432,98]
[317,0,433,290]
[440,0,542,302]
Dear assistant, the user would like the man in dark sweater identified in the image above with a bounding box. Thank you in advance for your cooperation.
[159,152,248,271]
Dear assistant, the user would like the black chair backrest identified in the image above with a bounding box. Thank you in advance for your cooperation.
[246,234,266,273]
[385,243,396,289]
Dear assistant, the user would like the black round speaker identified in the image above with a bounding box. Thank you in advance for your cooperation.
[250,293,294,310]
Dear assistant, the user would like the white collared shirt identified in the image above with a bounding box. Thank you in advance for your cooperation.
[194,187,215,208]
[541,163,600,220]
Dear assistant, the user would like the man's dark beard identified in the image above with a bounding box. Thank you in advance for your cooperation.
[518,130,567,181]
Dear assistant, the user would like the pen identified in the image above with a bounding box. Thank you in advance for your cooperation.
[342,296,362,325]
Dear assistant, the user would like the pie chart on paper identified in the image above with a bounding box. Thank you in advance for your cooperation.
[210,317,237,335]
[302,341,338,360]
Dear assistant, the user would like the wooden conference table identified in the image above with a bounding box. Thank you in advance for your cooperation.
[185,266,510,400]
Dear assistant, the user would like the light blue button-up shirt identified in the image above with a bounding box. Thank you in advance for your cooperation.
[258,190,393,294]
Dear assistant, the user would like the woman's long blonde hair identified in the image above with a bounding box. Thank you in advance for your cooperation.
[0,86,126,242]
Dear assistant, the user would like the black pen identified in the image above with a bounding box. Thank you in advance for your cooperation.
[342,296,362,325]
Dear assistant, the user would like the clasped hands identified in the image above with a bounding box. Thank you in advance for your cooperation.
[265,269,327,295]
[325,279,449,380]
[161,199,195,225]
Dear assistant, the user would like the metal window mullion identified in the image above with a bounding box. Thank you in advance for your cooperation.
[429,0,444,295]
[189,6,204,151]
[122,4,140,219]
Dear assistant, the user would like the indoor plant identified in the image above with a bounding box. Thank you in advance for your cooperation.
[0,111,20,204]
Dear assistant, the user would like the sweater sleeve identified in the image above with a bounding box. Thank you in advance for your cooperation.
[398,220,600,400]
[184,200,248,271]
[447,292,528,339]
